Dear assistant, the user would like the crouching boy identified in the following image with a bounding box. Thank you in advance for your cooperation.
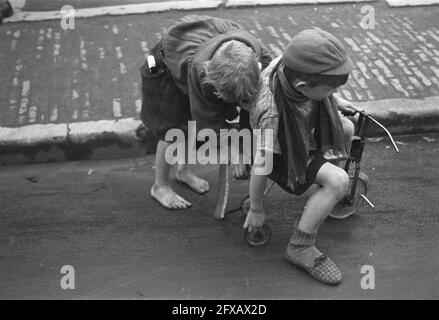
[244,29,355,285]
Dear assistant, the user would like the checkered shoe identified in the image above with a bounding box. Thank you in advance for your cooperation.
[305,255,342,286]
[285,251,342,286]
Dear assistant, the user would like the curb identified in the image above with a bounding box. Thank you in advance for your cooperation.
[225,0,375,8]
[3,0,439,24]
[356,96,439,135]
[1,96,439,165]
[0,118,146,165]
[385,0,439,7]
[4,0,223,23]
[3,0,377,23]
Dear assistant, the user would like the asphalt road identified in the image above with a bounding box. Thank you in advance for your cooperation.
[0,132,438,299]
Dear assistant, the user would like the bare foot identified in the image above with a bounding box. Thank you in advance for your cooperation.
[175,170,209,194]
[150,184,192,209]
[231,163,250,180]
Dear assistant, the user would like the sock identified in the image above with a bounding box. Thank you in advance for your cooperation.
[285,220,323,268]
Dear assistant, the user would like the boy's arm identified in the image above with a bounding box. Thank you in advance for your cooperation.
[332,92,348,105]
[243,149,271,232]
[332,92,356,116]
[259,43,274,70]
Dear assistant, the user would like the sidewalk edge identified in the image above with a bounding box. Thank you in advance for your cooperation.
[4,0,377,23]
[1,96,439,165]
[4,0,223,23]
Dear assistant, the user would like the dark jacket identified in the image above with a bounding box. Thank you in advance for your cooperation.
[161,15,273,131]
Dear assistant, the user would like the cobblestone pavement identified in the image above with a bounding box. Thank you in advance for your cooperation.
[0,2,438,127]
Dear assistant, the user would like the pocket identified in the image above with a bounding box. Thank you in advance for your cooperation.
[141,62,165,107]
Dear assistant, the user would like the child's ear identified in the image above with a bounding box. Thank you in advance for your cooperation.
[294,81,307,91]
[202,61,210,75]
[202,61,212,84]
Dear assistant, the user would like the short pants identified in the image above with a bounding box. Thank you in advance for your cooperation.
[140,40,191,140]
[268,153,327,196]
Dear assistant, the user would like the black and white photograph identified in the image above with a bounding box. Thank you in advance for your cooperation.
[0,0,438,303]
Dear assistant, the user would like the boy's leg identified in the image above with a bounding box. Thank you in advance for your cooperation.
[142,40,207,207]
[151,140,192,209]
[328,116,354,169]
[285,162,350,285]
[175,165,209,194]
[231,108,252,179]
[340,116,355,152]
[175,137,209,194]
[298,163,350,233]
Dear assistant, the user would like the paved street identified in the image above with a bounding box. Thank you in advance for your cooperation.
[0,132,438,299]
[1,1,439,126]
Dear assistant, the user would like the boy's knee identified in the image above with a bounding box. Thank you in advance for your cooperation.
[341,117,354,142]
[327,169,350,199]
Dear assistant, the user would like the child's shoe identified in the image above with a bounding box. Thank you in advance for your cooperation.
[284,222,342,286]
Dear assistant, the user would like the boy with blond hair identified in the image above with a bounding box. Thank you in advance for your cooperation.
[140,15,272,209]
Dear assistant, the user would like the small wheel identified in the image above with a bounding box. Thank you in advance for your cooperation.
[240,194,250,214]
[244,224,272,246]
[329,172,369,219]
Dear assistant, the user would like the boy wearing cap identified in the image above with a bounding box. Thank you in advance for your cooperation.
[140,15,272,210]
[243,29,355,285]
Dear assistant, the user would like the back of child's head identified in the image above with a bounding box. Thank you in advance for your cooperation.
[281,28,352,88]
[203,40,260,103]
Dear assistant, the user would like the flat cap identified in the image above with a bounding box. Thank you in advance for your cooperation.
[282,28,353,75]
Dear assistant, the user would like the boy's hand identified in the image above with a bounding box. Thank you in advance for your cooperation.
[243,208,266,233]
[231,163,251,180]
[333,93,357,116]
[338,105,357,117]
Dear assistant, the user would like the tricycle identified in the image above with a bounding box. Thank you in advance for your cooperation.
[213,106,400,246]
